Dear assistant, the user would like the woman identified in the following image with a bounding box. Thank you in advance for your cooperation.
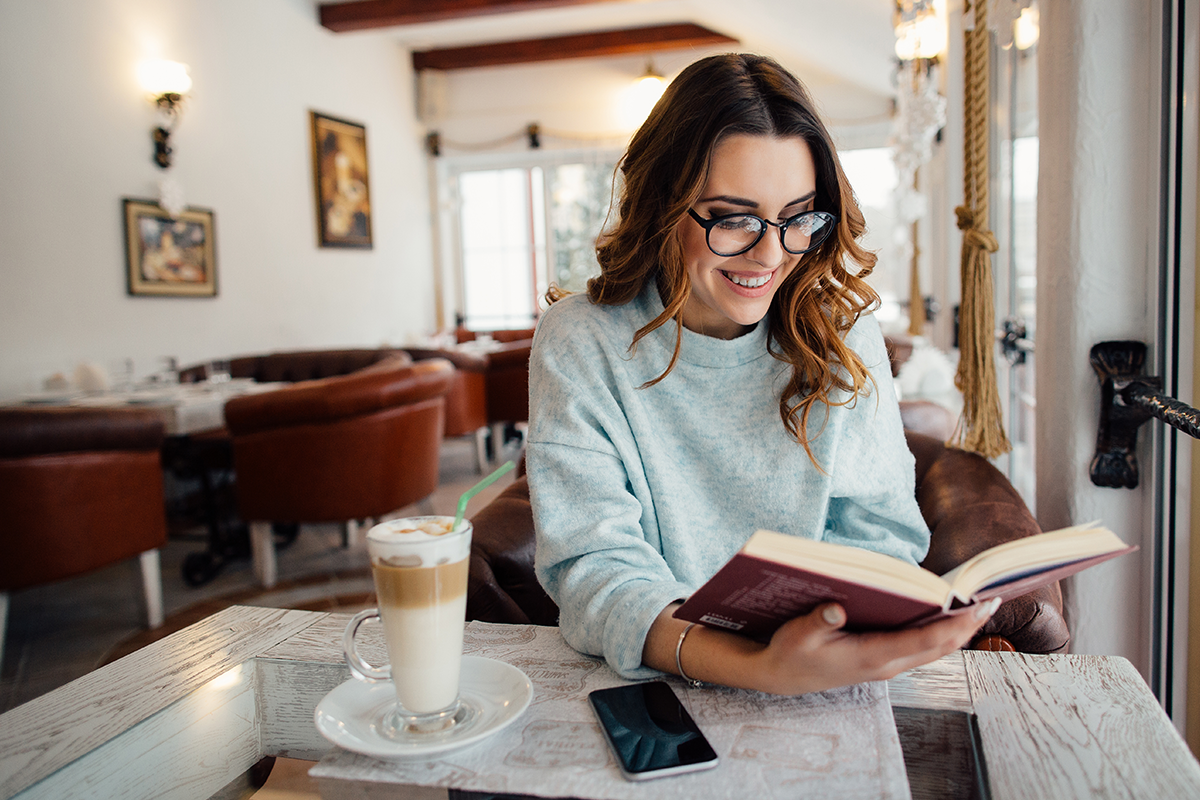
[526,53,993,695]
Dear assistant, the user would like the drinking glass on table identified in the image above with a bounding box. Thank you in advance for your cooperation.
[343,516,476,741]
[204,359,231,384]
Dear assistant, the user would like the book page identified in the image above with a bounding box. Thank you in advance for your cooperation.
[311,622,913,800]
[940,523,1128,599]
[745,529,950,604]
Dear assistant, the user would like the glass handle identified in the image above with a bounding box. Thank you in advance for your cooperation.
[342,608,391,681]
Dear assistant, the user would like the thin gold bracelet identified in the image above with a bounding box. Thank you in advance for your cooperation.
[675,622,705,688]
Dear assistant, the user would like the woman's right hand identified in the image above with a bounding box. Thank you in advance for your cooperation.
[745,600,997,695]
[645,599,997,695]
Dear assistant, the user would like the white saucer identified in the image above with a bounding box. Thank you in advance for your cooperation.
[315,656,533,760]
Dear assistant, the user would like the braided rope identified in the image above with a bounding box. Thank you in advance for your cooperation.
[951,0,1011,458]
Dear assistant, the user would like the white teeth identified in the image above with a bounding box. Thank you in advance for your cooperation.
[726,272,769,288]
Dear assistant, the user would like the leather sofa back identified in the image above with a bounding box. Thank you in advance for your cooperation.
[0,407,165,458]
[180,348,410,384]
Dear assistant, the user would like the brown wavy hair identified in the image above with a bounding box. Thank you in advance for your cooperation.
[548,53,880,462]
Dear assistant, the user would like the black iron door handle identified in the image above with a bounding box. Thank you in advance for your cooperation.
[1091,341,1200,488]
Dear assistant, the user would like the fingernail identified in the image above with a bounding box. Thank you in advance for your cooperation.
[822,605,845,626]
[975,597,1002,620]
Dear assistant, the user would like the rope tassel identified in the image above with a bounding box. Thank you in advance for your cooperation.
[952,0,1011,459]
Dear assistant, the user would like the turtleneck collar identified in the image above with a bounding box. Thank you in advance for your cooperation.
[631,282,771,368]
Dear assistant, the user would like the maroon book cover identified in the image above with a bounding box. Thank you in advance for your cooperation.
[673,554,945,641]
[673,545,1136,642]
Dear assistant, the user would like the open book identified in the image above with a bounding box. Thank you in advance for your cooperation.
[674,523,1134,640]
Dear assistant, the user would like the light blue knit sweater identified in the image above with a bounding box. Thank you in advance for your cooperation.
[526,286,930,678]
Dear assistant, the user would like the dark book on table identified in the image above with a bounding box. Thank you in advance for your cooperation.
[673,523,1135,641]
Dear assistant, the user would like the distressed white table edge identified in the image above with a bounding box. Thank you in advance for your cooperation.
[1,606,1197,800]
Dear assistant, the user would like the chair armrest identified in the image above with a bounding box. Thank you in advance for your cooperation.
[908,431,1069,654]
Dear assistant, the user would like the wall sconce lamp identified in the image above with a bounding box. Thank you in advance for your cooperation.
[137,59,192,169]
[1014,6,1040,51]
[893,0,947,63]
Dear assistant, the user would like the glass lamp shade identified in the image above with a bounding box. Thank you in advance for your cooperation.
[137,59,193,98]
[894,14,947,61]
[1015,7,1040,50]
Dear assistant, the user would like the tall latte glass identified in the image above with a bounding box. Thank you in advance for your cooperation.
[343,516,474,741]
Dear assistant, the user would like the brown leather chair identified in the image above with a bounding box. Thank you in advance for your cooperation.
[466,430,1068,655]
[404,347,490,472]
[224,358,454,587]
[173,348,418,584]
[484,340,532,461]
[406,340,532,470]
[0,407,168,666]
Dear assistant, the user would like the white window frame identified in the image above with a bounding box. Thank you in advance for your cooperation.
[431,147,622,332]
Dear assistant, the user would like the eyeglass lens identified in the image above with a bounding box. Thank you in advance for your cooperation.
[707,212,832,256]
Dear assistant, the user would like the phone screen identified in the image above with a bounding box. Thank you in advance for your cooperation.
[588,681,719,780]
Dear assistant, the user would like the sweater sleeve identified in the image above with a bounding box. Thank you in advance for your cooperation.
[820,315,930,565]
[525,302,691,679]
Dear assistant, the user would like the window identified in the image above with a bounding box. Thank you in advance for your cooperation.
[440,150,620,331]
[838,148,904,328]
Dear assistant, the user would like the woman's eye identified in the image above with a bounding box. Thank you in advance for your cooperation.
[715,216,758,232]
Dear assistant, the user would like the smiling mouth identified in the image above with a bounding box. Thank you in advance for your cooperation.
[722,271,771,289]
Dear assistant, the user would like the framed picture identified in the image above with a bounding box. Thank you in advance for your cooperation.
[310,111,373,248]
[123,199,217,297]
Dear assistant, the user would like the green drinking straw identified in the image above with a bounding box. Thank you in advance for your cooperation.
[454,460,515,531]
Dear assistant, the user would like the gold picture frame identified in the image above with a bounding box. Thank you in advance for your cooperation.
[310,111,373,248]
[123,199,217,297]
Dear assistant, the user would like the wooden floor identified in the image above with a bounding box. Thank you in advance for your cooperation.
[0,436,516,715]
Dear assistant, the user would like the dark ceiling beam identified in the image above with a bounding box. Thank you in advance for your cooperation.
[319,0,622,32]
[412,23,738,71]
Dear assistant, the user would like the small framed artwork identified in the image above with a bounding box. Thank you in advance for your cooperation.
[310,111,373,248]
[123,199,217,297]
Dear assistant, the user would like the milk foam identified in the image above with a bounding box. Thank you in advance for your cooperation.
[367,516,470,568]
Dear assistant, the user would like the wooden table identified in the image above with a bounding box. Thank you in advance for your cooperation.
[1,606,1197,800]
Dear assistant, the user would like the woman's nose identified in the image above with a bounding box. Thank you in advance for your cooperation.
[745,226,787,268]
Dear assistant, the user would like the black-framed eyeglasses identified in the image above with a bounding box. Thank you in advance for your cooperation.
[687,208,837,257]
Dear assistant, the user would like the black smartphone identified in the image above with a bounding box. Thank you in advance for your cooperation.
[588,681,719,781]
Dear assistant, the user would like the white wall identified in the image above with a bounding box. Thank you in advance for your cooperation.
[1037,0,1160,673]
[0,0,435,398]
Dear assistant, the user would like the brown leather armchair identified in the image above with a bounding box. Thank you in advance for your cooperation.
[0,407,168,666]
[484,340,532,461]
[173,348,419,585]
[404,347,489,472]
[405,340,533,470]
[466,430,1068,655]
[224,358,454,587]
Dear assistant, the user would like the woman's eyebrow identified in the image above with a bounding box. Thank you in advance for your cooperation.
[697,194,757,207]
[783,190,817,207]
[698,190,817,208]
